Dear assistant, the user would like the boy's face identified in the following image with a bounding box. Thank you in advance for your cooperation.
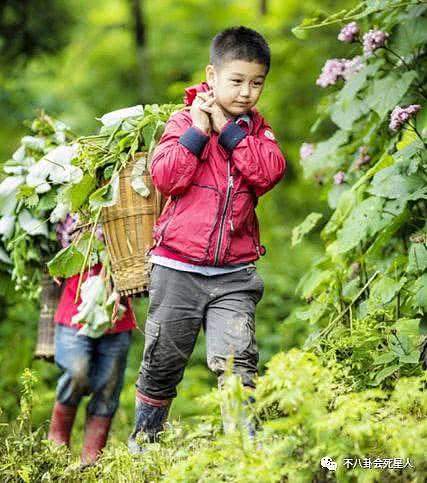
[206,59,267,118]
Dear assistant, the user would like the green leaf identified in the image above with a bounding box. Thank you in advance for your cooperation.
[369,276,406,305]
[342,278,360,303]
[291,25,308,40]
[365,204,409,258]
[321,189,357,239]
[369,364,399,386]
[47,244,85,278]
[327,184,350,209]
[301,130,349,179]
[368,165,426,200]
[103,165,114,180]
[17,185,39,208]
[407,243,427,274]
[38,187,58,211]
[390,16,427,56]
[88,175,119,211]
[16,185,36,201]
[296,268,333,299]
[291,212,323,247]
[413,274,427,311]
[329,64,381,130]
[295,294,329,325]
[399,350,420,364]
[373,352,397,366]
[64,174,96,211]
[335,197,384,253]
[365,71,417,119]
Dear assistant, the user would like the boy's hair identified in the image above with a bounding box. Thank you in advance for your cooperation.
[210,26,270,73]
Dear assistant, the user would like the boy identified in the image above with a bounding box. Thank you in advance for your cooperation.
[129,26,286,451]
[48,217,136,466]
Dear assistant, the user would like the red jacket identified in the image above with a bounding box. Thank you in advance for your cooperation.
[54,264,136,334]
[150,82,286,266]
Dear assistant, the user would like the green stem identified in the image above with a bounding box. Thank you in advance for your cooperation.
[297,2,427,31]
[306,270,380,350]
[406,122,427,147]
[382,46,427,99]
[74,207,102,303]
[8,217,50,247]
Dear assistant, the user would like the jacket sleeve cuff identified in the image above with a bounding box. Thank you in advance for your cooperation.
[179,126,209,157]
[218,122,247,151]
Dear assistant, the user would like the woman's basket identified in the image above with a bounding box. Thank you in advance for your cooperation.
[101,153,165,296]
[34,269,62,361]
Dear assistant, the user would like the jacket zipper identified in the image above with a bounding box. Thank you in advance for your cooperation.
[156,200,177,246]
[213,160,233,265]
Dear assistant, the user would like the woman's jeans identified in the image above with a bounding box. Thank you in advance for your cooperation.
[54,325,131,417]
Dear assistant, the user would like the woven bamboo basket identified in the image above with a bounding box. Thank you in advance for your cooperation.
[34,269,61,361]
[102,153,165,296]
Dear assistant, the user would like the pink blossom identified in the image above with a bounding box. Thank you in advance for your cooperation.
[363,30,389,56]
[300,143,315,160]
[338,22,359,43]
[389,105,421,131]
[316,59,347,87]
[316,57,364,87]
[95,224,104,242]
[333,171,346,185]
[342,56,364,80]
[56,213,79,248]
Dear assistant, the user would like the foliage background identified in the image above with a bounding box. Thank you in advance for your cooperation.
[0,0,339,425]
[1,0,426,481]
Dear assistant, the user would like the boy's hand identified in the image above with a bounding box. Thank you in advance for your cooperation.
[191,93,214,134]
[200,100,228,133]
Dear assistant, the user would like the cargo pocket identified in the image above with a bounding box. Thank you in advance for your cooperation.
[243,314,259,367]
[143,319,160,366]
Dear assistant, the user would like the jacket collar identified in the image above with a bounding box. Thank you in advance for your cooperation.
[183,82,262,132]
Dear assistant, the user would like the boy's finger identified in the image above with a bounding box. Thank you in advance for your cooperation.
[203,98,215,107]
[196,92,210,102]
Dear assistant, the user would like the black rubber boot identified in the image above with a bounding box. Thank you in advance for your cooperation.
[128,391,171,454]
[221,395,257,438]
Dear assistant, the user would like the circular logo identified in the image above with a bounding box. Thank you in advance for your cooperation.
[264,129,275,140]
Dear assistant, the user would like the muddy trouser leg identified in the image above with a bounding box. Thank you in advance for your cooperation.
[204,267,264,435]
[80,331,132,464]
[131,265,206,451]
[50,325,93,446]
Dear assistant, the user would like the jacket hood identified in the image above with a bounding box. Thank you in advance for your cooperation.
[183,82,211,106]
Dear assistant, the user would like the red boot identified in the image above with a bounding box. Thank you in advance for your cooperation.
[48,401,78,447]
[80,414,112,466]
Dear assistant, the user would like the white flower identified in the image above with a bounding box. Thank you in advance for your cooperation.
[21,136,45,151]
[44,144,79,165]
[35,182,51,194]
[72,275,105,324]
[26,159,52,187]
[0,215,15,240]
[4,165,24,175]
[4,156,36,175]
[0,246,12,264]
[49,164,83,185]
[45,145,82,185]
[98,105,144,127]
[12,146,26,163]
[0,175,25,198]
[0,175,25,216]
[18,210,48,237]
[50,201,70,223]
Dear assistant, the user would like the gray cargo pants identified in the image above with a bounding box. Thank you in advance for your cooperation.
[136,264,264,400]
